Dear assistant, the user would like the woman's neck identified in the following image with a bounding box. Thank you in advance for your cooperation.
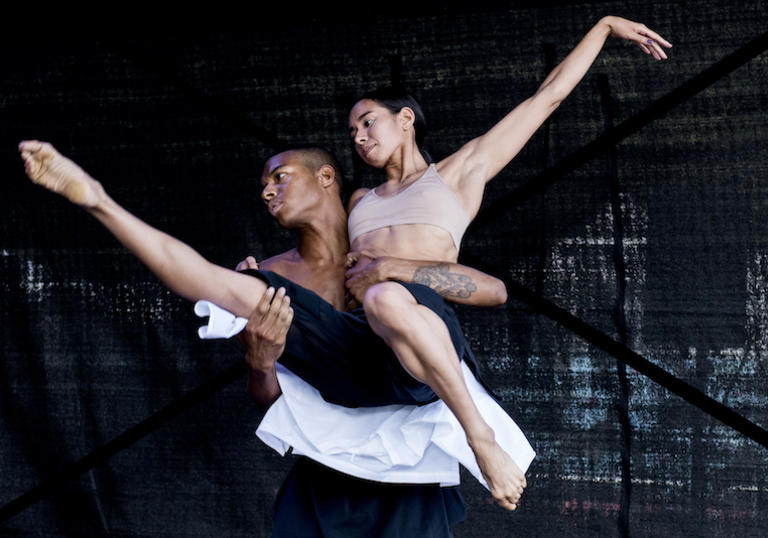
[383,141,429,183]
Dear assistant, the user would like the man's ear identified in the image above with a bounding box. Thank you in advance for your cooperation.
[317,164,336,188]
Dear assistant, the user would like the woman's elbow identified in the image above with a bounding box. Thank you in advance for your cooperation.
[491,279,508,307]
[535,82,566,110]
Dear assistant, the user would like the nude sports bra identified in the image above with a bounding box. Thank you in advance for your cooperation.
[347,164,471,251]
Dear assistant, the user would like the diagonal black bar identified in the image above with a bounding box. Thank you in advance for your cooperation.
[461,253,768,449]
[0,360,247,524]
[469,29,768,232]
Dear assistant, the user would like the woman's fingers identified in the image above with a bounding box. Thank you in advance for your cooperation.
[639,26,672,48]
[636,25,672,61]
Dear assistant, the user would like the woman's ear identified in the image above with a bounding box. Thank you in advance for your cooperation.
[398,106,415,130]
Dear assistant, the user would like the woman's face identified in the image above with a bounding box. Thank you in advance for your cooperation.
[348,99,406,167]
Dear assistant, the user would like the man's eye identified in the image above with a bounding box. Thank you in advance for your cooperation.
[275,173,286,181]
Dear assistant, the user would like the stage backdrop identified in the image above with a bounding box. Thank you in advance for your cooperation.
[2,1,767,536]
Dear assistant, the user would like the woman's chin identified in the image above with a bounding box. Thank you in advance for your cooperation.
[361,153,384,168]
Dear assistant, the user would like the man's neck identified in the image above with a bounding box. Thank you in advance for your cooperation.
[261,203,349,309]
[296,209,348,267]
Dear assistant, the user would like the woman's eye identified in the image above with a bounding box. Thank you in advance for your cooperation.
[364,119,375,127]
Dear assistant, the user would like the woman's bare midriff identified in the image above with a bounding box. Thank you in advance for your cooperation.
[350,223,459,263]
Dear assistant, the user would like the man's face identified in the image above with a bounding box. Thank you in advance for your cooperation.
[260,151,323,228]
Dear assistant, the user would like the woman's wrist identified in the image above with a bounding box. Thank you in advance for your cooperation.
[597,16,616,36]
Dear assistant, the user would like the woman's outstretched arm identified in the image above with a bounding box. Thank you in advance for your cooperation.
[19,140,267,318]
[443,16,671,214]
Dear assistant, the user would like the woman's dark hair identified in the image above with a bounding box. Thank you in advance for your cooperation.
[359,86,433,163]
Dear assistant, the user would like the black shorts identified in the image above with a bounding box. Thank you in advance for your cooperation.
[271,457,466,538]
[243,270,480,408]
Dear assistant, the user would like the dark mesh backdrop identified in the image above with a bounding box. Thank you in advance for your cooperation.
[2,1,767,536]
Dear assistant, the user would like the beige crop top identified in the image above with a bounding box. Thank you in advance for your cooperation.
[347,164,471,251]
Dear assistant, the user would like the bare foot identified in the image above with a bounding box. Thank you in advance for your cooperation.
[470,435,527,511]
[19,140,105,207]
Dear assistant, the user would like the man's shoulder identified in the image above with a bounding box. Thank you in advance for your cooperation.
[258,249,300,272]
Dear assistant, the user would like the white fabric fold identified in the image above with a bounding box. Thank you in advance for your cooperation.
[194,300,248,339]
[258,362,535,488]
[194,300,536,488]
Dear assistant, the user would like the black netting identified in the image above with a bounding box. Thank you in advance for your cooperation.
[2,2,767,536]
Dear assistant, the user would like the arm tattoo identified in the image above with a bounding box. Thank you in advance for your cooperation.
[412,263,477,299]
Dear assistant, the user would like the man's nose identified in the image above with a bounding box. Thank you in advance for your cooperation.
[262,186,276,202]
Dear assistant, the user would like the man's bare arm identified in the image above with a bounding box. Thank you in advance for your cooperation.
[237,280,293,411]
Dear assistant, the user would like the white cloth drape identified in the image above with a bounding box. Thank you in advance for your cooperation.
[196,300,535,488]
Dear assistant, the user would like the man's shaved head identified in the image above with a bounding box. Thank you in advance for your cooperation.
[264,146,344,191]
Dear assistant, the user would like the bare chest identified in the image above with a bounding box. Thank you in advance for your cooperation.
[261,260,346,310]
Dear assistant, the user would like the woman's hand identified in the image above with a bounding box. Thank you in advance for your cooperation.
[603,16,672,60]
[345,251,394,304]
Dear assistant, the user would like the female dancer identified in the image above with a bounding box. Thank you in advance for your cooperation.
[344,14,671,507]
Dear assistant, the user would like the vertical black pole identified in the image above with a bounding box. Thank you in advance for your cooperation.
[535,43,557,296]
[598,73,632,538]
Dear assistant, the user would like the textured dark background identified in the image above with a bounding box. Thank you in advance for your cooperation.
[2,1,767,536]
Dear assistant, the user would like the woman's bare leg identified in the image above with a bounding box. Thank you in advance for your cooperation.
[363,281,527,510]
[19,140,266,317]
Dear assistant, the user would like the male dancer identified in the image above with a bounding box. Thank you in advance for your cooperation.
[234,146,510,535]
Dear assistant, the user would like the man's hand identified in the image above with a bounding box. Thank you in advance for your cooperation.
[345,250,394,304]
[239,287,293,370]
[238,286,293,409]
[236,256,259,272]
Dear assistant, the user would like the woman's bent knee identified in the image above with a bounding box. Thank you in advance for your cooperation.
[363,282,413,323]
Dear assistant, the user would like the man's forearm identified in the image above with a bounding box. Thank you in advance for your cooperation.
[246,363,282,411]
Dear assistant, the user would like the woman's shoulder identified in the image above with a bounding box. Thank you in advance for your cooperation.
[435,150,466,188]
[434,142,478,186]
[347,187,371,213]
